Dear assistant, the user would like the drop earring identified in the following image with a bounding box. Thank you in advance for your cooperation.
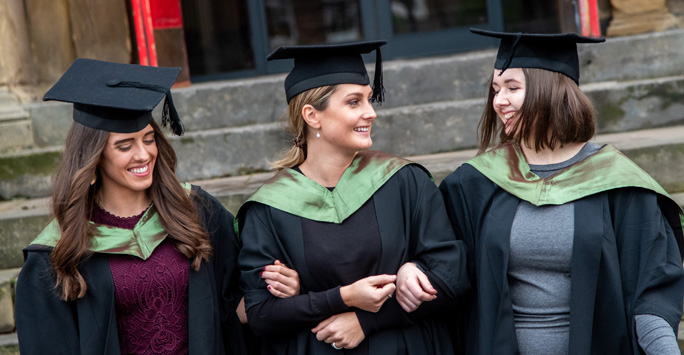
[90,176,96,186]
[316,130,320,138]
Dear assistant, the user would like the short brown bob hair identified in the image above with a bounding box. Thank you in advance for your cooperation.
[477,67,596,154]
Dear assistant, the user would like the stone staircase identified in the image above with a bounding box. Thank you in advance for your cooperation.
[1,29,684,353]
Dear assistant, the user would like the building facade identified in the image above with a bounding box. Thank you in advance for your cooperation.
[7,0,681,101]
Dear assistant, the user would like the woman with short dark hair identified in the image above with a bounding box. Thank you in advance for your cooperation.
[436,29,684,354]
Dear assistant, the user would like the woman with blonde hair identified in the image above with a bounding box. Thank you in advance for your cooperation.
[236,41,470,354]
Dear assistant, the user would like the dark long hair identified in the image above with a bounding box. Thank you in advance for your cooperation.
[51,120,211,301]
[477,68,596,154]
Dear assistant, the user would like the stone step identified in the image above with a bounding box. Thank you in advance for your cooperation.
[3,72,684,201]
[0,87,32,153]
[0,107,27,123]
[0,120,33,154]
[15,28,684,149]
[1,125,684,270]
[0,87,27,122]
[0,332,19,355]
[0,269,19,334]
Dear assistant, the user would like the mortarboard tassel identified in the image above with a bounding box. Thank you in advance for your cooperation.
[371,47,385,106]
[161,92,184,136]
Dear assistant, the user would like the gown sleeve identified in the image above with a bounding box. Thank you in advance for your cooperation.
[438,165,494,289]
[195,189,247,354]
[406,165,469,299]
[354,270,452,336]
[354,166,468,337]
[354,165,470,336]
[15,249,80,354]
[613,188,684,344]
[238,203,351,336]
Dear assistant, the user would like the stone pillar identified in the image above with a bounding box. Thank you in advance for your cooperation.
[607,0,680,36]
[23,0,75,98]
[22,0,132,98]
[68,0,132,63]
[0,0,37,90]
[670,0,684,22]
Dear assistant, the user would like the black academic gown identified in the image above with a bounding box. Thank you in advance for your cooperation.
[14,186,245,355]
[238,162,470,355]
[439,163,684,355]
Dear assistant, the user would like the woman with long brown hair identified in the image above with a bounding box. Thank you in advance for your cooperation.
[13,58,297,354]
[437,29,684,354]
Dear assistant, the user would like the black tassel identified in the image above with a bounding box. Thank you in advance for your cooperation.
[161,92,184,136]
[371,47,385,106]
[108,80,184,136]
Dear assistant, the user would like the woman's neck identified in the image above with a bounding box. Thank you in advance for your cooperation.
[520,141,586,165]
[97,188,151,218]
[299,149,357,187]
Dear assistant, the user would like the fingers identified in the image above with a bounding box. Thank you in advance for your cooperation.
[262,270,297,288]
[409,275,437,303]
[396,282,422,312]
[312,315,336,334]
[416,271,438,297]
[403,280,434,307]
[377,280,397,299]
[265,260,299,278]
[266,283,292,298]
[365,274,397,286]
[395,266,437,312]
[312,313,364,349]
[397,294,419,313]
[262,260,301,298]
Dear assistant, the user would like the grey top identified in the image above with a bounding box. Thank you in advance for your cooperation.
[509,142,601,355]
[509,142,677,355]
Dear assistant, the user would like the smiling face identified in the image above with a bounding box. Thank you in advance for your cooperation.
[99,124,157,197]
[316,83,376,155]
[492,68,526,136]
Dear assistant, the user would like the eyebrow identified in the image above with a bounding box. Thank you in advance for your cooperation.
[112,130,155,145]
[113,137,133,145]
[492,78,522,86]
[344,90,375,99]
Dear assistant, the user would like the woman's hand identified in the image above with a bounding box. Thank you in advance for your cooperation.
[395,262,437,312]
[262,260,300,298]
[237,297,248,324]
[340,274,396,313]
[312,312,365,350]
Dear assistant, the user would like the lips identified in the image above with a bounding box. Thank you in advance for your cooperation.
[128,163,150,176]
[502,112,517,126]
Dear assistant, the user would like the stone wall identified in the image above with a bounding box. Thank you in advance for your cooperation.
[608,0,681,36]
[0,0,132,102]
[0,0,36,92]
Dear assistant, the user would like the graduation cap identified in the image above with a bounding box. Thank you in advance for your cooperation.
[44,58,184,135]
[266,40,387,104]
[470,28,605,84]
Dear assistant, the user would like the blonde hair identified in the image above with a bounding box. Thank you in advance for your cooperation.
[271,85,338,170]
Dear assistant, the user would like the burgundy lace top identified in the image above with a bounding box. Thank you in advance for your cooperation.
[91,205,190,355]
